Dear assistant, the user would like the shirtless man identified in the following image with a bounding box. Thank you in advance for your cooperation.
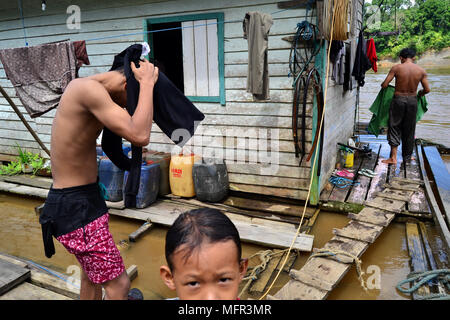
[39,59,158,300]
[380,48,430,164]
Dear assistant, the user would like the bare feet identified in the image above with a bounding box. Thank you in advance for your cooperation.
[382,158,397,164]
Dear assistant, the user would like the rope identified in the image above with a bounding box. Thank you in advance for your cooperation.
[259,1,337,301]
[18,0,28,46]
[25,259,80,289]
[329,176,360,188]
[396,269,450,300]
[239,249,290,298]
[307,248,369,291]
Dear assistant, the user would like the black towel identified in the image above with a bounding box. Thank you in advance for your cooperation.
[102,44,205,208]
[351,30,372,87]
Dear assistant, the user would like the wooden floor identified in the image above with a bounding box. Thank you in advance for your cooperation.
[320,134,431,215]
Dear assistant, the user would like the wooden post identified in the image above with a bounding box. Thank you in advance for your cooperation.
[0,85,51,157]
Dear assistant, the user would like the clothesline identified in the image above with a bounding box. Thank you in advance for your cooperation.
[17,6,311,46]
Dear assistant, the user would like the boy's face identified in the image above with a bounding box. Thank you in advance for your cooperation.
[160,239,248,300]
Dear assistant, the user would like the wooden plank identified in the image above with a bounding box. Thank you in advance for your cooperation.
[319,235,369,263]
[348,207,395,227]
[110,202,314,252]
[290,257,349,292]
[0,259,30,295]
[0,282,71,300]
[182,21,196,96]
[391,177,423,186]
[0,253,28,268]
[423,146,450,227]
[333,220,384,243]
[364,197,405,213]
[405,223,430,299]
[273,279,327,300]
[30,270,79,300]
[404,146,430,213]
[165,197,303,225]
[346,143,381,204]
[366,159,389,201]
[222,196,315,218]
[0,174,52,189]
[374,188,414,202]
[194,19,209,96]
[128,221,153,242]
[385,181,422,192]
[417,143,450,249]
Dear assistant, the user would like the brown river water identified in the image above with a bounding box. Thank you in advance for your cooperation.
[1,191,446,300]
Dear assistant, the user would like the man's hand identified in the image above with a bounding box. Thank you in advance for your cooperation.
[131,58,159,86]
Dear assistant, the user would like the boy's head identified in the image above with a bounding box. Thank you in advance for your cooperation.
[160,208,248,300]
[399,48,416,63]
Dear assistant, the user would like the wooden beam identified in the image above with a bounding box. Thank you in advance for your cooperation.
[0,259,30,296]
[129,221,153,242]
[417,143,450,250]
[0,282,71,300]
[405,223,430,299]
[277,0,310,9]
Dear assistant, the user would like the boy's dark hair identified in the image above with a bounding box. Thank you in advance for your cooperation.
[399,48,416,59]
[165,208,242,271]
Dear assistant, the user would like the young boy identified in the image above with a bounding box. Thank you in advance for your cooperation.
[160,208,248,300]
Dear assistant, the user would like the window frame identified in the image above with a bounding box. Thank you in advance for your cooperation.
[143,12,225,105]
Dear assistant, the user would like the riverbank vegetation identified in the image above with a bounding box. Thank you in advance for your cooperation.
[365,0,450,59]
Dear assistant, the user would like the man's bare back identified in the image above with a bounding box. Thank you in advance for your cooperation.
[51,60,158,189]
[381,59,430,97]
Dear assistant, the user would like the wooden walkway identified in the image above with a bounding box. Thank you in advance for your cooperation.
[320,134,432,216]
[273,177,424,300]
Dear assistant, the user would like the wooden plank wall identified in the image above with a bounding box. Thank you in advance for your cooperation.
[318,0,363,192]
[0,0,359,201]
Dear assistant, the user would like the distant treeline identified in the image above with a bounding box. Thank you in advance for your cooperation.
[364,0,450,58]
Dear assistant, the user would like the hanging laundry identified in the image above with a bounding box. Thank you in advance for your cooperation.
[343,43,353,91]
[331,42,346,85]
[329,40,344,64]
[243,11,273,100]
[0,41,77,118]
[367,85,428,136]
[102,43,205,208]
[72,40,90,76]
[366,38,378,72]
[351,30,372,87]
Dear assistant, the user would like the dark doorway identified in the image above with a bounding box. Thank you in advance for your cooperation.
[150,22,184,93]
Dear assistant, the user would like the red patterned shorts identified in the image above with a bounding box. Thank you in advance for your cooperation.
[56,213,125,284]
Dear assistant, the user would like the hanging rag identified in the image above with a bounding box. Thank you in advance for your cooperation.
[332,44,346,85]
[0,41,77,118]
[102,43,205,208]
[351,30,372,87]
[243,11,273,101]
[72,40,90,76]
[343,42,353,91]
[366,38,377,73]
[367,85,428,137]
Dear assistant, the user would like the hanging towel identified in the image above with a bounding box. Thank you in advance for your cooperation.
[243,11,273,100]
[366,38,377,73]
[102,43,205,208]
[351,30,372,87]
[332,45,346,84]
[367,85,428,136]
[72,40,90,76]
[0,41,77,118]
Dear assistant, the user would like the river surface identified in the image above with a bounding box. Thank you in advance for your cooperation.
[2,192,447,300]
[359,70,450,148]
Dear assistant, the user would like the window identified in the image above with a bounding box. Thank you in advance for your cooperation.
[144,13,225,105]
